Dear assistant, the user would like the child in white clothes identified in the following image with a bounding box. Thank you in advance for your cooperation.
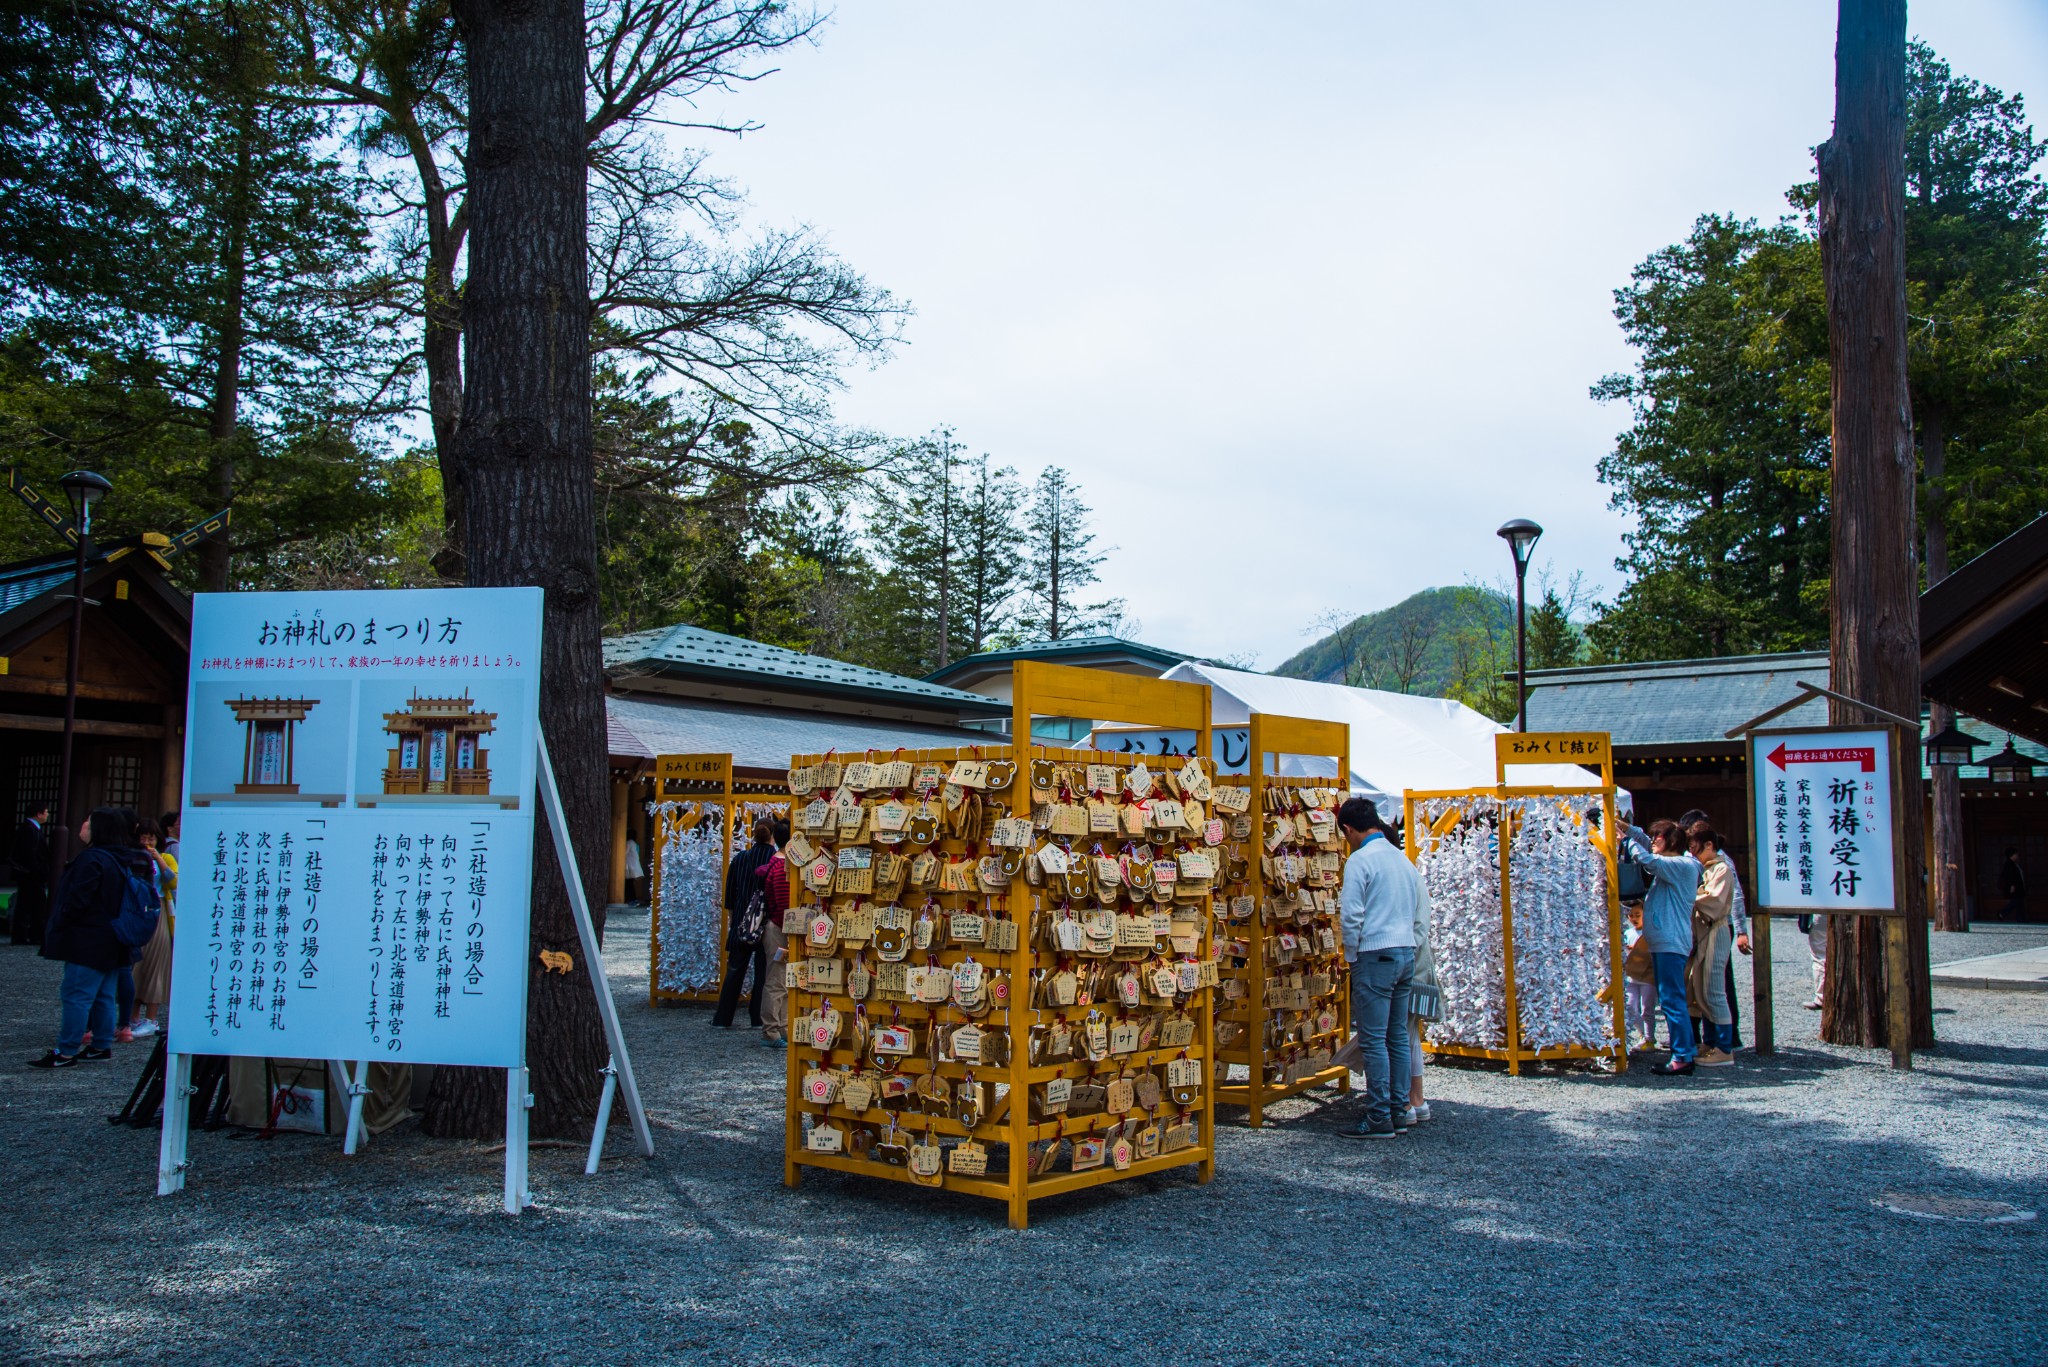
[1622,902,1658,1049]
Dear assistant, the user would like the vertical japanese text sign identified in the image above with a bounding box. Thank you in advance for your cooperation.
[168,588,545,1067]
[1747,726,1898,913]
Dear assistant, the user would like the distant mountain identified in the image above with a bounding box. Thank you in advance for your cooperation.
[1274,586,1510,696]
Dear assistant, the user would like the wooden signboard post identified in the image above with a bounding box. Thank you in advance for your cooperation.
[1741,721,1915,1070]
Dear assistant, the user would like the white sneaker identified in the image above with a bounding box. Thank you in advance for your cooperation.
[1411,1102,1431,1123]
[129,1019,159,1038]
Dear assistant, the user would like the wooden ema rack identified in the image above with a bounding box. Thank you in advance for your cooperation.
[648,752,791,1006]
[1212,712,1352,1126]
[1401,731,1625,1075]
[783,662,1217,1229]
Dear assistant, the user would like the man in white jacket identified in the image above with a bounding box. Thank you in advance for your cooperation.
[1336,796,1422,1140]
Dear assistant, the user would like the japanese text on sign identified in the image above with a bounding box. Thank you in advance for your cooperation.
[1750,728,1895,912]
[169,587,542,1068]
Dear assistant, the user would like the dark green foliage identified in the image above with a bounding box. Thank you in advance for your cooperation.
[1589,41,2048,663]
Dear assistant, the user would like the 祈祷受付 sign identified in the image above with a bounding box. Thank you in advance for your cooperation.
[167,587,544,1068]
[1747,725,1899,914]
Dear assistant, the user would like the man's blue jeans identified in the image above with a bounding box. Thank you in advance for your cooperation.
[58,961,119,1055]
[1350,947,1415,1125]
[1652,951,1696,1063]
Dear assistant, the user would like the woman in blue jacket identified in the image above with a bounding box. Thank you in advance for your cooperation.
[1624,818,1703,1076]
[28,808,146,1069]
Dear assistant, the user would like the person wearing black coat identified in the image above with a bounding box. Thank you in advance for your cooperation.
[29,808,146,1069]
[711,819,778,1029]
[10,801,51,945]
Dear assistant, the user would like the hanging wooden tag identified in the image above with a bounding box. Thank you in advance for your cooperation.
[1071,1136,1107,1171]
[806,1122,844,1154]
[1133,1070,1162,1110]
[949,1140,989,1175]
[908,1137,943,1184]
[1109,1019,1140,1054]
[1105,1074,1135,1113]
[839,1073,877,1113]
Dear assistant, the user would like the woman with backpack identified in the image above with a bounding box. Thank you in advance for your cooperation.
[28,807,158,1070]
[710,818,778,1030]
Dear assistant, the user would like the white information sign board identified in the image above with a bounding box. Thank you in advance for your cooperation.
[1748,725,1896,913]
[167,587,543,1068]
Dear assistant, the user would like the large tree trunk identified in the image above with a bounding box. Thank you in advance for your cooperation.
[423,0,609,1140]
[1815,0,1933,1049]
[197,85,256,594]
[1921,409,1967,932]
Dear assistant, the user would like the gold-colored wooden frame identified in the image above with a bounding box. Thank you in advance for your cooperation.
[782,663,1216,1228]
[647,753,791,1007]
[1212,712,1352,1125]
[1404,742,1625,1076]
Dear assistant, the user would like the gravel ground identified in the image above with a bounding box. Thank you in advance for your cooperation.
[1,913,2043,1367]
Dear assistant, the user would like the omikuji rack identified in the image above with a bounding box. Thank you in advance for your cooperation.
[1402,731,1625,1075]
[647,752,789,1006]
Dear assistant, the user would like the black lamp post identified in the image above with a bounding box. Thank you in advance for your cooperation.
[1496,517,1542,731]
[50,469,110,871]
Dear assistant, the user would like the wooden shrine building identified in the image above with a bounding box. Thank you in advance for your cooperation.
[0,536,193,835]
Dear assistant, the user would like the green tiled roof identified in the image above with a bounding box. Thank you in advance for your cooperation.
[603,622,1008,717]
[1525,652,1831,746]
[923,634,1195,686]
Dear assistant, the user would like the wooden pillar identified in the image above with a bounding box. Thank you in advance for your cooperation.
[608,773,629,905]
[159,701,184,818]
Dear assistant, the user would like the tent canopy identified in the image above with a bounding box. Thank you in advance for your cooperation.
[1151,662,1619,817]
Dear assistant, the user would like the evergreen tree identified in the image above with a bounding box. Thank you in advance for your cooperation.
[952,454,1025,656]
[1018,466,1116,641]
[1589,42,2048,664]
[876,431,965,672]
[1527,587,1581,669]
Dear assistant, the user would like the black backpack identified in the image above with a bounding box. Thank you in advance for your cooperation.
[732,883,768,946]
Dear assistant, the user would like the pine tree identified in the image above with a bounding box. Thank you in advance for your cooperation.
[1526,588,1581,669]
[1019,466,1115,641]
[877,431,964,672]
[953,454,1025,655]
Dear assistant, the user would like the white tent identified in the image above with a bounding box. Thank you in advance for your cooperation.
[1138,662,1615,818]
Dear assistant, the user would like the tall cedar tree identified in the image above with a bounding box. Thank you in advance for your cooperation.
[1019,466,1115,641]
[425,0,609,1139]
[284,0,901,576]
[1818,0,1930,1052]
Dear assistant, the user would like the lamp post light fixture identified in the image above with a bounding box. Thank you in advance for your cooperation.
[1987,735,2035,786]
[50,469,110,870]
[1495,517,1543,732]
[1924,722,1982,769]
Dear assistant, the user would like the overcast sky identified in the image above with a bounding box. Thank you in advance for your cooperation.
[703,2,2048,669]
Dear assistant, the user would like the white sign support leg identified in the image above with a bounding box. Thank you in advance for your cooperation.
[156,1052,193,1196]
[584,1062,618,1175]
[341,1060,371,1155]
[536,735,655,1169]
[504,1065,531,1214]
